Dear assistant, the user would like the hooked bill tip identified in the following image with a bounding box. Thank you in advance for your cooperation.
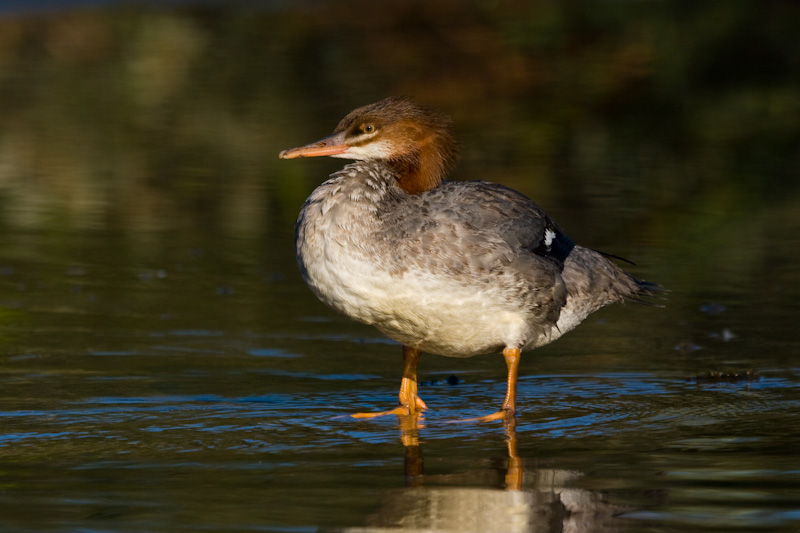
[279,148,304,159]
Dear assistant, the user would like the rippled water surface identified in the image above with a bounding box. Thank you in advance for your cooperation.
[1,1,800,532]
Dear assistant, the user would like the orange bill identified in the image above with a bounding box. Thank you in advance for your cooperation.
[279,132,348,159]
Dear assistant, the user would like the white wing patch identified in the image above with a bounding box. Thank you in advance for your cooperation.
[544,228,556,248]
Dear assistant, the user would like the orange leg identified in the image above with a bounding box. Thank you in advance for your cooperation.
[463,346,521,422]
[352,346,427,419]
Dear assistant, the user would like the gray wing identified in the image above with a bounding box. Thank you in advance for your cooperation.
[431,181,574,266]
[377,180,573,325]
[380,180,573,269]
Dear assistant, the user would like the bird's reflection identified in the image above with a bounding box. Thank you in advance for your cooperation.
[398,414,523,491]
[397,413,425,488]
[349,414,629,533]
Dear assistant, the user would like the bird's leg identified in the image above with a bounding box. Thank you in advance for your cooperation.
[500,346,520,413]
[462,346,520,422]
[398,346,427,412]
[352,346,427,419]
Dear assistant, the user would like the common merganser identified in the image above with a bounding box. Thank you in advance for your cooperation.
[280,97,661,422]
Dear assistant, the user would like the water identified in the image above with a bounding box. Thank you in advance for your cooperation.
[1,1,799,531]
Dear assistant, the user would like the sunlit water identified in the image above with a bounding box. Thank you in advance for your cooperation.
[1,2,800,532]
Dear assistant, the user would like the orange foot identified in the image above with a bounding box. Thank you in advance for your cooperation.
[457,408,514,423]
[350,346,428,420]
[351,395,427,419]
[458,346,520,423]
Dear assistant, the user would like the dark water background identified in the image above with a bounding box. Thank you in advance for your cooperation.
[1,1,799,531]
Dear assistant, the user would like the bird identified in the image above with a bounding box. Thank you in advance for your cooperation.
[279,96,661,422]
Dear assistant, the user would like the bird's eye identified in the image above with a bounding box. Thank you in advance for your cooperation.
[363,124,375,133]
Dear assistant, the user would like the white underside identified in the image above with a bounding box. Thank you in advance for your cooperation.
[302,245,572,357]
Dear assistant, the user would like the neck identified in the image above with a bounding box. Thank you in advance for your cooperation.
[387,152,440,195]
[387,133,456,195]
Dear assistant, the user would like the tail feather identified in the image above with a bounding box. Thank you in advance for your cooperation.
[627,278,668,306]
[592,247,666,303]
[563,246,665,309]
[593,248,666,302]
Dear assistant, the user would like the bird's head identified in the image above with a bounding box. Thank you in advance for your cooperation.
[279,97,459,194]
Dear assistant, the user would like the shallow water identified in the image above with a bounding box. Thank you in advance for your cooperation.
[1,2,800,532]
[2,229,798,532]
